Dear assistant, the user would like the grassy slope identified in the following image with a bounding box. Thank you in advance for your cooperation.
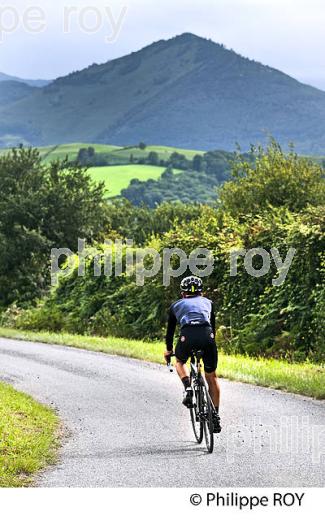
[114,145,202,161]
[39,143,119,162]
[0,328,324,400]
[0,143,202,162]
[0,382,59,487]
[41,143,202,162]
[89,164,181,197]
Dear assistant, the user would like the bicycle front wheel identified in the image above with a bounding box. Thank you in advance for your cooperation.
[201,378,214,453]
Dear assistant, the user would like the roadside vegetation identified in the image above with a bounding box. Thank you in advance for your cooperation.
[0,147,108,307]
[0,382,59,487]
[0,141,324,390]
[0,328,324,399]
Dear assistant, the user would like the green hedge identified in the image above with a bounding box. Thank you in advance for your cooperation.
[2,144,324,363]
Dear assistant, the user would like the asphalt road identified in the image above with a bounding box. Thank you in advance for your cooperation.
[0,337,324,487]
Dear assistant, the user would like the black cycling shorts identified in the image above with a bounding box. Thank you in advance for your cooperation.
[175,324,218,373]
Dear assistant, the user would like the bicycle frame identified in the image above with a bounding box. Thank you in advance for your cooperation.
[190,350,216,411]
[166,349,216,453]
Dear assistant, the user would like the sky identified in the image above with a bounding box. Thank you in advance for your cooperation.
[1,0,325,90]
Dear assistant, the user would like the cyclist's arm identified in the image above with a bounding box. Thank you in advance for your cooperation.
[211,304,216,335]
[165,306,177,352]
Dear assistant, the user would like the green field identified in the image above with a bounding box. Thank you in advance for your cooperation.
[43,143,202,162]
[0,142,203,162]
[88,164,180,197]
[0,381,59,487]
[39,143,119,162]
[117,144,203,161]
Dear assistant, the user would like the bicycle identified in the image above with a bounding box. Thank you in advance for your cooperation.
[167,350,216,454]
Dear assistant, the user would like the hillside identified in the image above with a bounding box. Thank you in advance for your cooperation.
[1,34,325,153]
[0,81,36,105]
[0,142,203,162]
[28,142,202,163]
[0,72,50,87]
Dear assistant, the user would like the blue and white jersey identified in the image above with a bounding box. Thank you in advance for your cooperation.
[171,296,213,328]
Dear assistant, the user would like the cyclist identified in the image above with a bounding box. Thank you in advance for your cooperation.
[164,276,221,433]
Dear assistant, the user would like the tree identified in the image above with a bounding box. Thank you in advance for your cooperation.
[77,147,88,164]
[147,151,159,165]
[168,152,191,170]
[0,148,107,306]
[192,154,204,172]
[161,167,174,180]
[219,142,325,217]
[139,142,147,150]
[77,146,96,165]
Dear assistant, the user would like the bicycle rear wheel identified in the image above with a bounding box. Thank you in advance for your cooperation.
[190,383,203,443]
[201,378,214,453]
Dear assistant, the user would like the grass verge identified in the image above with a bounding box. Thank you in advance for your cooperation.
[0,381,59,487]
[0,327,324,400]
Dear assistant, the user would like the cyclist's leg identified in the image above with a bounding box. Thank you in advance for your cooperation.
[204,342,222,433]
[175,329,194,407]
[202,329,220,409]
[175,359,190,380]
[175,332,191,383]
[205,371,220,409]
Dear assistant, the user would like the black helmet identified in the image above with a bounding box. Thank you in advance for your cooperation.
[180,276,203,294]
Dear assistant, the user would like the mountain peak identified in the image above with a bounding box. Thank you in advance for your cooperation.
[173,32,205,42]
[1,34,325,154]
[153,32,223,51]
